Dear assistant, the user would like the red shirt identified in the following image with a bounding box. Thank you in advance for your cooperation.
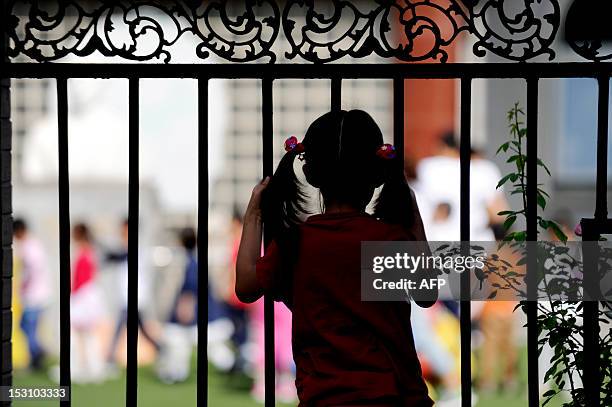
[256,212,433,407]
[72,246,96,293]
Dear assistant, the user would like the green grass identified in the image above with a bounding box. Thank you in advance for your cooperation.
[12,354,565,407]
[12,357,290,407]
[13,365,197,407]
[476,392,563,407]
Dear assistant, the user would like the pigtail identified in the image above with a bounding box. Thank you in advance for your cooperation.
[261,149,308,242]
[373,158,416,230]
[260,149,308,307]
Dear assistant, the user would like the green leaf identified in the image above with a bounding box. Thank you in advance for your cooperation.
[537,192,547,210]
[537,188,550,198]
[498,210,516,216]
[537,158,552,176]
[496,142,510,155]
[496,173,514,189]
[514,231,527,241]
[504,215,517,230]
[548,221,568,243]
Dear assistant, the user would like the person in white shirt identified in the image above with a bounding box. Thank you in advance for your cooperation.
[411,132,508,242]
[409,133,508,404]
[13,218,51,370]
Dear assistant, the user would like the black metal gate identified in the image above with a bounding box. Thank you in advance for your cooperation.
[1,1,611,406]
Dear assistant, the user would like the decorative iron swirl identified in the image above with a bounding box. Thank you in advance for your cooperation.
[7,0,280,63]
[469,0,560,62]
[192,1,280,63]
[4,0,587,64]
[282,0,469,63]
[567,40,612,63]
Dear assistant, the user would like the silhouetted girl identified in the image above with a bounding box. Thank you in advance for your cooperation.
[236,110,435,406]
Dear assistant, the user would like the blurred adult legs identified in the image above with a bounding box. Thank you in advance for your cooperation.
[479,314,517,392]
[107,308,160,364]
[20,307,45,369]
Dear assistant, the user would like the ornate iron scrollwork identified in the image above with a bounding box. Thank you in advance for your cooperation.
[193,1,280,63]
[7,0,280,63]
[6,0,596,64]
[469,0,560,62]
[282,0,469,63]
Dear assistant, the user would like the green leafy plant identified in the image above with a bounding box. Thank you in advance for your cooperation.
[495,103,612,406]
[495,103,565,243]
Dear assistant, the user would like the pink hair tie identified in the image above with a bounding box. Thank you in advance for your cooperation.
[376,143,396,160]
[284,135,305,153]
[574,222,582,237]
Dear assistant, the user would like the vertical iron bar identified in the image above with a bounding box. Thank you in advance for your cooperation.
[0,1,5,71]
[459,77,472,407]
[331,77,341,112]
[582,74,609,406]
[262,77,275,407]
[526,76,539,407]
[594,75,609,221]
[57,78,71,407]
[196,77,209,407]
[0,4,12,400]
[126,78,139,407]
[582,262,600,407]
[393,78,404,162]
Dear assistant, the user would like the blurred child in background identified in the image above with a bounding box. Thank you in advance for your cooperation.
[411,304,462,405]
[206,216,236,373]
[105,218,159,370]
[13,218,51,371]
[70,222,106,383]
[156,227,198,384]
[217,210,251,377]
[249,300,295,403]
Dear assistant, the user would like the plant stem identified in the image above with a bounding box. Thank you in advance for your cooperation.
[515,106,529,227]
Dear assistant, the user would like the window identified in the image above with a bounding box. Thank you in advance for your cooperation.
[558,78,612,184]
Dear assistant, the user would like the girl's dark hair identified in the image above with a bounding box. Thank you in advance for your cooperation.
[180,227,197,251]
[73,222,92,243]
[13,218,27,234]
[262,109,416,242]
